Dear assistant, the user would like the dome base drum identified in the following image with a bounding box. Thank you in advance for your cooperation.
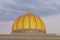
[12,29,46,33]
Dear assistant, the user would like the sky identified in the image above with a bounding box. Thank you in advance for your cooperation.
[0,0,60,35]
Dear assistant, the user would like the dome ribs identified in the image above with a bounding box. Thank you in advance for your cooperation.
[12,13,46,33]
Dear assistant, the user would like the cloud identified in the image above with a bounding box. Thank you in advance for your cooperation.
[0,21,14,34]
[0,0,60,21]
[41,13,60,35]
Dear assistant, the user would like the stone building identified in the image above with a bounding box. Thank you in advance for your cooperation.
[0,9,60,40]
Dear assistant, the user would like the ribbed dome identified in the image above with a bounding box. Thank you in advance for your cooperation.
[12,13,46,33]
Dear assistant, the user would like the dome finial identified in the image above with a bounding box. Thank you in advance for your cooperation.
[27,7,30,13]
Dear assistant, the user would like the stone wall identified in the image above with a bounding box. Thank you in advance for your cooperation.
[0,32,60,40]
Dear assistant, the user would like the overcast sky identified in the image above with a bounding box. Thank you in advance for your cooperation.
[0,0,60,35]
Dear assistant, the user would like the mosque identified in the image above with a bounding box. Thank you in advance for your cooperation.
[0,8,60,40]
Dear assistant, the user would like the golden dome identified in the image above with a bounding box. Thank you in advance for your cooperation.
[12,13,46,33]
